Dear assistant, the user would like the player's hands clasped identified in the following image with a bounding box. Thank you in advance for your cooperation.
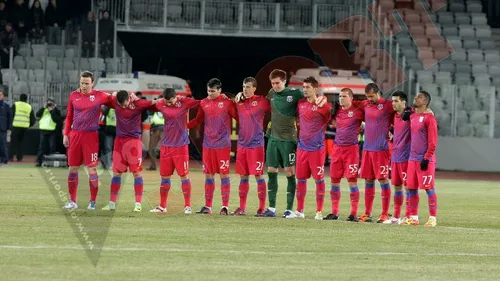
[63,135,69,148]
[420,159,429,171]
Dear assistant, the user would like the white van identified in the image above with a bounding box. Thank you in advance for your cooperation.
[288,67,374,99]
[94,72,192,98]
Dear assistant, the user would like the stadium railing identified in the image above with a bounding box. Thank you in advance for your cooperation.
[109,0,355,35]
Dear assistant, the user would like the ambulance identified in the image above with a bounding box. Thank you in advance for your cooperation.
[93,71,192,99]
[93,72,192,153]
[288,67,374,101]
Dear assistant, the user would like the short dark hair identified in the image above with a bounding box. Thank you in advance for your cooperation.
[163,88,176,100]
[340,88,353,97]
[269,69,287,81]
[365,83,380,94]
[391,91,407,103]
[20,93,27,102]
[419,90,431,106]
[303,76,318,88]
[207,78,222,89]
[135,91,143,97]
[243,77,257,88]
[81,71,94,82]
[116,90,129,105]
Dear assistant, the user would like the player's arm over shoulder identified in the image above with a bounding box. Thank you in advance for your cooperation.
[266,89,275,99]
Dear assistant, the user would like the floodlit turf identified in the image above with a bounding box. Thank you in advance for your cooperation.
[1,165,500,281]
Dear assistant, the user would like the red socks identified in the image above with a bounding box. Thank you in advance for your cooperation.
[134,177,143,203]
[364,183,375,215]
[181,179,191,207]
[160,178,171,208]
[239,179,250,210]
[330,185,341,215]
[89,173,99,202]
[393,190,404,218]
[315,179,325,213]
[68,172,78,202]
[296,179,307,212]
[349,186,360,216]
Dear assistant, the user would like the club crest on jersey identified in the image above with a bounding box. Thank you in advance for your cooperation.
[377,104,383,110]
[286,96,293,102]
[348,111,354,117]
[90,95,95,101]
[252,101,257,107]
[218,102,224,108]
[419,116,424,122]
[129,103,135,109]
[175,101,181,108]
[312,105,318,111]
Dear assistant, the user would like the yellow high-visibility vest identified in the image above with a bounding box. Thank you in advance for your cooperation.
[106,109,116,127]
[358,121,365,142]
[39,108,56,131]
[12,101,32,128]
[151,112,164,125]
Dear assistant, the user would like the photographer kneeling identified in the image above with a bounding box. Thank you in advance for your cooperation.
[36,98,61,167]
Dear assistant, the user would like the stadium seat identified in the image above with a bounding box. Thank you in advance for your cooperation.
[455,61,472,73]
[455,13,471,24]
[462,38,479,49]
[439,61,455,72]
[472,62,488,74]
[475,25,492,38]
[474,74,491,86]
[467,49,484,61]
[479,40,496,49]
[459,24,475,37]
[467,2,483,13]
[447,36,462,49]
[484,51,500,62]
[471,14,488,25]
[474,124,490,137]
[435,71,452,84]
[449,2,465,12]
[488,64,500,76]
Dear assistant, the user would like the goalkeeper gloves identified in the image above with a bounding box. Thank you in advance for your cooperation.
[420,159,429,171]
[401,106,412,121]
[235,92,245,103]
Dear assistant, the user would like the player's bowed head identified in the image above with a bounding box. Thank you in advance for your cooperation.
[364,82,382,104]
[162,88,180,106]
[235,77,257,103]
[207,78,222,100]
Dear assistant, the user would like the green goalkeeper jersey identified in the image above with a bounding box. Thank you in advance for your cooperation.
[267,87,304,142]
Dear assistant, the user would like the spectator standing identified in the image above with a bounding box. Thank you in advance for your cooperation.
[99,10,113,58]
[29,0,44,43]
[0,1,8,31]
[8,0,29,41]
[0,87,11,167]
[0,22,19,68]
[35,97,60,166]
[81,11,95,57]
[101,105,115,169]
[9,93,35,162]
[45,0,63,44]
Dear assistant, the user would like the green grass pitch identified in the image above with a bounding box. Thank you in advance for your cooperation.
[1,165,500,281]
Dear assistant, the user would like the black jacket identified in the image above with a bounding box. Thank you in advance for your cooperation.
[0,100,12,131]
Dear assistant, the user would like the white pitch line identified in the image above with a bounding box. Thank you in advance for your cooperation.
[0,245,498,257]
